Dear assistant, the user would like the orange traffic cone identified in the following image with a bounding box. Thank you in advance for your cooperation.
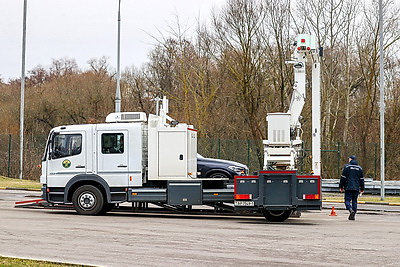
[329,206,337,216]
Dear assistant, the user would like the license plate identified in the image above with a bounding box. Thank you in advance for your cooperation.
[234,200,255,207]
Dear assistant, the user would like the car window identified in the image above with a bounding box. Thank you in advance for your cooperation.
[101,133,124,154]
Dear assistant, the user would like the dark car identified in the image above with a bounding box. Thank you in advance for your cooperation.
[197,154,249,179]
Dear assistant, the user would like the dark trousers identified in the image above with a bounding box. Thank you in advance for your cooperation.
[344,190,359,212]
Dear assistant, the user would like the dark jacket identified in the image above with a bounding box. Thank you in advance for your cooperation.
[339,159,365,191]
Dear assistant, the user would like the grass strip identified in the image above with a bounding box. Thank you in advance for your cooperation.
[0,176,41,190]
[0,256,90,266]
[323,192,400,204]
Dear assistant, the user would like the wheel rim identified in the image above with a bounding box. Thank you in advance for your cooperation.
[78,191,96,209]
[209,173,229,178]
[269,210,286,217]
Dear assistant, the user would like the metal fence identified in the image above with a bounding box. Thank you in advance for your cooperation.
[198,138,400,180]
[0,134,47,180]
[1,133,399,180]
[197,138,264,174]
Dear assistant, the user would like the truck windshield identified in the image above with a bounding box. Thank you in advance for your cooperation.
[42,131,53,162]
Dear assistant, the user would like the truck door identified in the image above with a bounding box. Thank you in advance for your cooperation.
[46,131,86,187]
[97,131,129,186]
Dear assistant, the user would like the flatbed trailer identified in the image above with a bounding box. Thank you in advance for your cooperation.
[234,171,321,221]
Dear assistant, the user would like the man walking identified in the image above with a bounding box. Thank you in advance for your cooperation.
[339,155,365,220]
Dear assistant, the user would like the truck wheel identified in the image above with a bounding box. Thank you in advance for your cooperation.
[262,209,292,222]
[72,185,104,215]
[99,203,115,215]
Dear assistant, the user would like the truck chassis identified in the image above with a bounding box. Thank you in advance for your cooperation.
[41,170,320,222]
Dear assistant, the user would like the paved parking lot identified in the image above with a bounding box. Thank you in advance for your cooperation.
[1,189,399,266]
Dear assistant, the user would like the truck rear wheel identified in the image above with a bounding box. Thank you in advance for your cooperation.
[262,209,292,222]
[72,185,104,215]
[99,203,115,215]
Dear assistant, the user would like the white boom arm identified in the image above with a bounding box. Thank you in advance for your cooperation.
[264,34,321,175]
[311,49,321,175]
[287,51,306,130]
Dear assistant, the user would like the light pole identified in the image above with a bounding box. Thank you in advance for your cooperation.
[115,0,122,112]
[378,0,385,200]
[19,0,27,179]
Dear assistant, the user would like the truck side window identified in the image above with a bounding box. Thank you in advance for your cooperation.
[51,134,82,159]
[101,133,124,154]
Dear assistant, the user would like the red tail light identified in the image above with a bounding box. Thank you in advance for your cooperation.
[234,194,252,200]
[303,194,320,200]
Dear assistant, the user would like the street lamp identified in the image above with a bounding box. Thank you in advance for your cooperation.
[115,0,122,113]
[378,0,385,200]
[19,0,27,179]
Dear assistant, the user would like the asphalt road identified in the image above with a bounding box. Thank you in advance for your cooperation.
[1,189,400,266]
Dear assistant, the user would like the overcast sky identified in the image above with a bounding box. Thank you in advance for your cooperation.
[0,0,226,81]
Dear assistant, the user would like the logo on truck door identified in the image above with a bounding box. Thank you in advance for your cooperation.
[62,159,71,168]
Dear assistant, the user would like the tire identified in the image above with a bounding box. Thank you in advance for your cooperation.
[262,209,292,222]
[208,172,231,179]
[99,203,115,215]
[72,185,104,215]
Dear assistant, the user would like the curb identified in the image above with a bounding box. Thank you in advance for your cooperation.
[323,199,400,206]
[361,201,400,206]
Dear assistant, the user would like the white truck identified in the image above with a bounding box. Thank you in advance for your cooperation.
[40,34,322,222]
[41,97,235,215]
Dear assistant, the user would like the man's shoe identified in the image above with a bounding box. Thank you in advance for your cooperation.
[348,211,355,220]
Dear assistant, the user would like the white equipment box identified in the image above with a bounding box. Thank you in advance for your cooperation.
[266,113,291,145]
[147,115,197,180]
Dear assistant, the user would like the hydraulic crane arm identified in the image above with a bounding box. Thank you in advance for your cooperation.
[264,34,321,175]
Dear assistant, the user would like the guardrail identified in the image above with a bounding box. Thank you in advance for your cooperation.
[322,179,400,195]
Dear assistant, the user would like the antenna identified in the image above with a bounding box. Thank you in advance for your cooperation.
[153,96,162,116]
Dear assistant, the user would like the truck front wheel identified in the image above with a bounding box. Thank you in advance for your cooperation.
[72,185,104,215]
[262,209,292,222]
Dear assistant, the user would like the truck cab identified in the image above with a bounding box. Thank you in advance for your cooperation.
[41,121,145,206]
